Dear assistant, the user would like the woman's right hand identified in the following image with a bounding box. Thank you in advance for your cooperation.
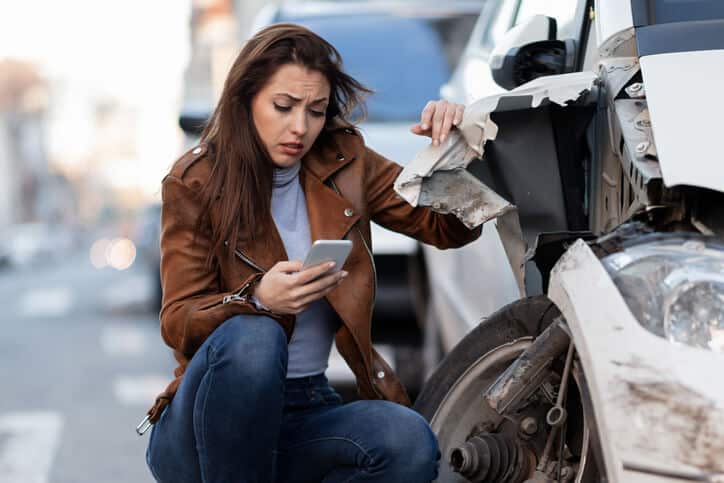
[251,260,348,315]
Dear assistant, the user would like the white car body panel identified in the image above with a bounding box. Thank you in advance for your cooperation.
[594,0,634,51]
[440,0,507,105]
[549,240,724,481]
[442,52,506,105]
[425,224,519,348]
[640,49,724,192]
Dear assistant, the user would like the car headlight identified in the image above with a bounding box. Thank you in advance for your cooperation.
[601,237,724,352]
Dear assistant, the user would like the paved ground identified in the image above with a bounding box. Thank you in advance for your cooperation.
[0,242,393,483]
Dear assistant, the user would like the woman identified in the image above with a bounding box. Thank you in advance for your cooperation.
[144,23,480,483]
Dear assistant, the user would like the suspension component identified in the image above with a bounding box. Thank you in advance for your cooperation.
[484,319,571,416]
[449,432,531,483]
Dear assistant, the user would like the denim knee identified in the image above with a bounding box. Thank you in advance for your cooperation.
[365,402,440,481]
[207,314,288,385]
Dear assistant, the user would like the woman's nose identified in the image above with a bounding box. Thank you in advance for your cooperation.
[290,112,308,136]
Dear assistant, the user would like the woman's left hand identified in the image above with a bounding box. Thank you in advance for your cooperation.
[410,99,465,147]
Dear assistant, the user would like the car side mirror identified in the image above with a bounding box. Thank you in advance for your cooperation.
[489,15,577,90]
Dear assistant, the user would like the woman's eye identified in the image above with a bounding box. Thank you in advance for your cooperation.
[309,110,325,118]
[274,104,291,112]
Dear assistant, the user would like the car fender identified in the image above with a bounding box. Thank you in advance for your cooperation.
[548,239,724,482]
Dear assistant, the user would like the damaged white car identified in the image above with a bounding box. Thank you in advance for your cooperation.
[397,0,724,481]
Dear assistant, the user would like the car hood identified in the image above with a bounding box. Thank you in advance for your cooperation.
[640,49,724,192]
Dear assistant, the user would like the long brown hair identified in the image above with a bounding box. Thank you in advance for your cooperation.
[196,23,371,266]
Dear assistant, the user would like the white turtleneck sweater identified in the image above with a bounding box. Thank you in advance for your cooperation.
[270,162,340,378]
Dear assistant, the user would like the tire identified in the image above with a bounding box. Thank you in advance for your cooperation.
[413,296,560,482]
[414,296,559,419]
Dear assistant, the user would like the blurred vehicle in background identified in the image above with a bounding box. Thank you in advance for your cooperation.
[179,1,482,393]
[0,222,76,269]
[134,203,162,310]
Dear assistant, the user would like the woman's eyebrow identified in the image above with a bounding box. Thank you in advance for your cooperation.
[275,93,328,104]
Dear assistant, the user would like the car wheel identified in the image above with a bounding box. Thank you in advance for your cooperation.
[414,296,602,482]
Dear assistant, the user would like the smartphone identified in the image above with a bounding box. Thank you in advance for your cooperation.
[302,240,353,272]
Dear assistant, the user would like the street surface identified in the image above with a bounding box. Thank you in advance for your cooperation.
[0,249,171,482]
[0,244,373,483]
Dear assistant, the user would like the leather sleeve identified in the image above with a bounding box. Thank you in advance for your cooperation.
[364,145,482,248]
[158,175,271,356]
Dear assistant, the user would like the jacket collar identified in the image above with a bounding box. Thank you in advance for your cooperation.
[301,130,359,182]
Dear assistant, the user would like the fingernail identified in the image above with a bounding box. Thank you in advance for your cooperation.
[440,134,446,143]
[433,139,439,146]
[421,123,429,130]
[453,118,460,125]
[341,271,348,277]
[328,261,336,268]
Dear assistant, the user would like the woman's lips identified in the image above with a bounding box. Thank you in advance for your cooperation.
[280,143,304,155]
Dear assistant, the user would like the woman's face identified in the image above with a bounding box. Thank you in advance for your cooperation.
[251,63,330,168]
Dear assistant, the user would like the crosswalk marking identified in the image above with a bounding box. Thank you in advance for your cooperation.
[0,411,63,483]
[113,375,169,407]
[18,288,73,318]
[101,324,148,356]
[100,274,152,310]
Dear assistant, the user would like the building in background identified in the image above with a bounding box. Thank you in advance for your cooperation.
[182,0,240,137]
[181,0,268,139]
[0,59,76,228]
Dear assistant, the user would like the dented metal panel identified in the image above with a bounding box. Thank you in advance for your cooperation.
[394,71,598,222]
[394,72,597,295]
[417,169,513,230]
[548,240,724,482]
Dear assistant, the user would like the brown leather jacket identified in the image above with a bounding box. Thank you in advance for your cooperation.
[145,126,481,423]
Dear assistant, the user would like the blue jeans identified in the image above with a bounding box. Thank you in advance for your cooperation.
[146,315,440,483]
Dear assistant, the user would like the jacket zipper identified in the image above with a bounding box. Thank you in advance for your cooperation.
[222,239,267,273]
[329,179,384,398]
[221,280,252,304]
[233,247,267,274]
[220,241,267,305]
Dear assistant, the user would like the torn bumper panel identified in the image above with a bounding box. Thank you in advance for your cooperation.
[393,71,598,223]
[394,72,598,295]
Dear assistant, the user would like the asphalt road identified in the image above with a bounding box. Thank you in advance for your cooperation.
[0,247,174,483]
[0,245,372,483]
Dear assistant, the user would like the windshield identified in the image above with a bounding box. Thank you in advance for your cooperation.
[634,0,724,24]
[280,13,478,122]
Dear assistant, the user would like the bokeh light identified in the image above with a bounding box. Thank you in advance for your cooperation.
[89,238,110,268]
[107,238,136,270]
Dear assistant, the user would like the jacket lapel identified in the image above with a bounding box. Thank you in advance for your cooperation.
[233,139,360,271]
[301,167,359,243]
